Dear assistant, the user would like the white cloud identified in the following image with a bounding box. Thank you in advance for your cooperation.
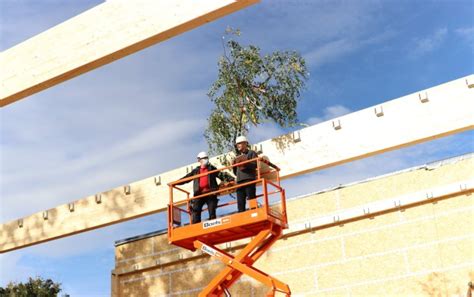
[239,0,384,48]
[248,122,286,144]
[2,119,203,182]
[412,28,448,56]
[304,38,357,67]
[0,117,206,221]
[455,26,474,47]
[0,253,34,285]
[304,29,396,67]
[307,104,352,125]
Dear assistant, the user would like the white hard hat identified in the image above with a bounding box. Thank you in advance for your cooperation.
[197,151,208,159]
[235,136,248,144]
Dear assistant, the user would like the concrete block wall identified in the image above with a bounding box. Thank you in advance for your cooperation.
[112,154,474,296]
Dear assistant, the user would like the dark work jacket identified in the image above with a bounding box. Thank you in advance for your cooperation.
[233,149,258,183]
[177,164,234,196]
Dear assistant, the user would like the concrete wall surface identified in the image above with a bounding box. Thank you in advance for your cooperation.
[112,153,474,296]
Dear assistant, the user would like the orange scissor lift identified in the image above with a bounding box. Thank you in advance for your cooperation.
[167,157,291,296]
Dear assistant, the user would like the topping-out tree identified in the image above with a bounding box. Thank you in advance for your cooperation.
[205,28,309,155]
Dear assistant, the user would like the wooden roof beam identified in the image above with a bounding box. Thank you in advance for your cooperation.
[0,0,259,107]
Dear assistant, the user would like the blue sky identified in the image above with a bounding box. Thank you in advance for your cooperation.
[0,0,473,296]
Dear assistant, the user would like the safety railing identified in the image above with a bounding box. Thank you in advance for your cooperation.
[167,157,288,237]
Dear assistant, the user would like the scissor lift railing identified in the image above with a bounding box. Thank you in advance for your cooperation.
[168,157,291,296]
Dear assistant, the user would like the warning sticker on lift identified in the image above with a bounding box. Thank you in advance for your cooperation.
[202,217,231,229]
[201,244,221,258]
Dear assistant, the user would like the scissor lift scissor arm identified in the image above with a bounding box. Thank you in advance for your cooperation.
[194,223,290,296]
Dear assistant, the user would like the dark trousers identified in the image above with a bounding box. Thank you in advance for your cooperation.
[191,195,218,224]
[237,182,256,212]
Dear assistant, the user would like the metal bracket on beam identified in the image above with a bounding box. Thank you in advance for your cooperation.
[333,215,344,227]
[292,131,301,143]
[418,92,429,103]
[42,211,48,220]
[124,185,131,195]
[304,221,315,233]
[95,194,102,204]
[154,176,161,186]
[466,79,474,89]
[426,192,437,204]
[459,183,472,196]
[18,219,23,228]
[332,120,342,130]
[393,200,405,212]
[363,207,374,219]
[68,203,75,212]
[253,144,263,154]
[374,106,384,117]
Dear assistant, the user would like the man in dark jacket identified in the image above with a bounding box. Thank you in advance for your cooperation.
[178,151,234,224]
[233,136,258,212]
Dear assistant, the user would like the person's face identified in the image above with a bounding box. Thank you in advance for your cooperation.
[198,157,209,166]
[236,142,248,152]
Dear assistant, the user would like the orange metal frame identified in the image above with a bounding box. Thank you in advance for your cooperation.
[167,157,290,296]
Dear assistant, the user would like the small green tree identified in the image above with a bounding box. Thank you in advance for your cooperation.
[0,277,66,297]
[205,28,309,155]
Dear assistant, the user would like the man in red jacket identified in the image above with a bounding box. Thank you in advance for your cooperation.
[178,151,234,224]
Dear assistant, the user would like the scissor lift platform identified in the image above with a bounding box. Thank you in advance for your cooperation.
[170,204,287,251]
[167,157,291,296]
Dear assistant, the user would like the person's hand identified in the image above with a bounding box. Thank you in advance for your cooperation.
[220,181,235,189]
